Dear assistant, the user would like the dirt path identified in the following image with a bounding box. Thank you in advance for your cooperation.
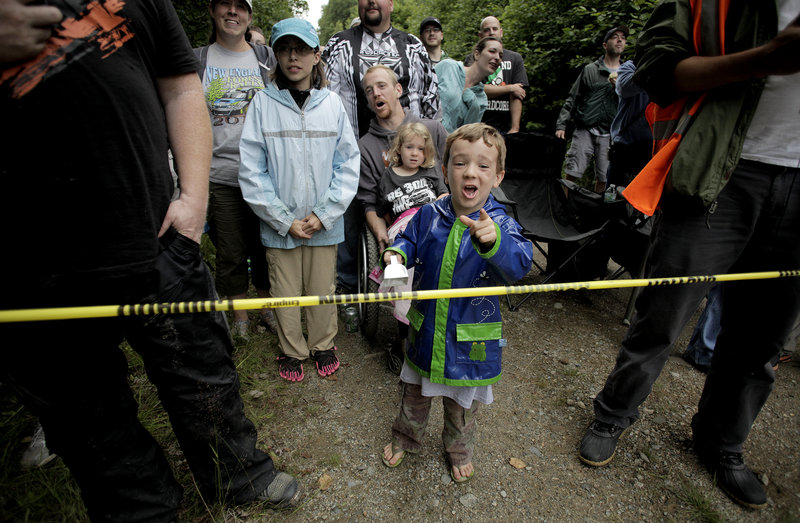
[236,277,800,522]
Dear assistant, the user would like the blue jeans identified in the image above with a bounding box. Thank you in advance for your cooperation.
[1,230,276,522]
[684,284,723,368]
[593,159,800,453]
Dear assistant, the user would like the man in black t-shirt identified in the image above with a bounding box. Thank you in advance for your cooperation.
[0,0,299,519]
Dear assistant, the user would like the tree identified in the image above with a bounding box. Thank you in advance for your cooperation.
[502,0,658,130]
[318,0,358,43]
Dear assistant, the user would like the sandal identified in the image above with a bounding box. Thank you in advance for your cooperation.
[311,347,340,377]
[277,355,304,382]
[381,443,405,468]
[450,463,474,484]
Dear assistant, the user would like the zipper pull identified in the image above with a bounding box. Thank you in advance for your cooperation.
[705,200,718,229]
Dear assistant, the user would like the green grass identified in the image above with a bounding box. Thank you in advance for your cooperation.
[0,291,292,521]
[0,391,88,522]
[323,453,342,468]
[672,480,726,523]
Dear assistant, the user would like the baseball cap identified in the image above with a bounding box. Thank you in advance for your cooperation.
[210,0,252,12]
[604,25,629,42]
[419,17,443,34]
[270,18,320,48]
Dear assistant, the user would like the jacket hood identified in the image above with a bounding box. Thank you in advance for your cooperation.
[366,112,423,138]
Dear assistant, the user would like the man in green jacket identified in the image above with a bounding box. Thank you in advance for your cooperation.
[555,26,627,193]
[579,0,800,510]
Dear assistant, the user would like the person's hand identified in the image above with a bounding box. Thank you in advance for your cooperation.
[0,0,62,64]
[158,193,207,244]
[288,219,313,239]
[757,13,800,76]
[300,213,322,236]
[459,208,497,249]
[555,129,566,140]
[383,250,403,267]
[508,83,526,100]
[377,232,389,252]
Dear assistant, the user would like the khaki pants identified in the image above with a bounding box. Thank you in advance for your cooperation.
[266,245,337,360]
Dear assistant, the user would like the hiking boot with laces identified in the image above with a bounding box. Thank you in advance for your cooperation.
[256,471,302,508]
[312,347,340,377]
[579,419,627,467]
[277,355,304,382]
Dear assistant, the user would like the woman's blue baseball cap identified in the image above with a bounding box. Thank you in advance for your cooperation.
[270,18,320,48]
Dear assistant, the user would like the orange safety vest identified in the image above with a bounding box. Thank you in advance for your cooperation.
[622,0,730,215]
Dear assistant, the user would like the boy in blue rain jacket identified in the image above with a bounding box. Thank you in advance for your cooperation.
[380,123,533,483]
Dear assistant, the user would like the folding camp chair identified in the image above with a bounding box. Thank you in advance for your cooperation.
[495,132,621,311]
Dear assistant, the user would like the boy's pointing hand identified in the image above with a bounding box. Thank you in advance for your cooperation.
[460,208,497,250]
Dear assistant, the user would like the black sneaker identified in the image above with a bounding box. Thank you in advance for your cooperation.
[256,471,302,508]
[697,448,767,509]
[579,419,627,467]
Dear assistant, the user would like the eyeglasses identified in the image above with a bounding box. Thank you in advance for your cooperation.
[421,27,442,34]
[275,45,315,56]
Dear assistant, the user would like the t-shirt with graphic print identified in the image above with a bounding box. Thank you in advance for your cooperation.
[482,49,528,133]
[377,165,448,223]
[203,43,265,186]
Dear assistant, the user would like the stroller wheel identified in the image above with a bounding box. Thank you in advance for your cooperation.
[386,338,404,375]
[387,351,402,375]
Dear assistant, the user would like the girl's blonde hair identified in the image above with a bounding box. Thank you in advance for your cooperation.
[387,123,436,168]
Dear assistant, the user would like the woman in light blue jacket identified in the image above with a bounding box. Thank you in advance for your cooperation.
[435,37,504,133]
[239,18,360,382]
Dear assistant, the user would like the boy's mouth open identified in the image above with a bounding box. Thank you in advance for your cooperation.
[462,184,478,198]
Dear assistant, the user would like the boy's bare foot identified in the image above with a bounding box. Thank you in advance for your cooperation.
[450,462,474,483]
[382,443,405,467]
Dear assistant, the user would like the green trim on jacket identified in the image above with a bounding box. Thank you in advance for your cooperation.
[404,355,503,387]
[429,221,465,381]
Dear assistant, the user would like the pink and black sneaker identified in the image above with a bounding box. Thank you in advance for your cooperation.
[277,355,304,382]
[312,347,340,377]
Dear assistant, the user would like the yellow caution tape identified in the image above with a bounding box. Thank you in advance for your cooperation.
[1,270,798,323]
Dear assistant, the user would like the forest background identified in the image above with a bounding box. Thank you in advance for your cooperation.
[172,0,659,131]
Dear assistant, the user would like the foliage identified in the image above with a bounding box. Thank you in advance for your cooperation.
[173,0,309,48]
[502,0,658,130]
[318,0,359,43]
